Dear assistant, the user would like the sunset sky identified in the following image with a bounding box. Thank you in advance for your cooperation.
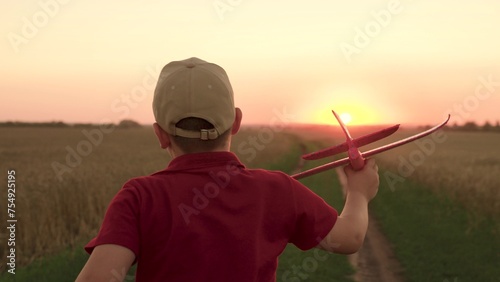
[1,1,499,126]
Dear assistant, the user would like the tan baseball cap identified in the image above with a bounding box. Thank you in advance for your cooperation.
[152,57,235,140]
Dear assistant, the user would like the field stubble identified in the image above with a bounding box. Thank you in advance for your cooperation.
[373,130,500,222]
[0,126,301,269]
[296,125,500,220]
[1,125,498,274]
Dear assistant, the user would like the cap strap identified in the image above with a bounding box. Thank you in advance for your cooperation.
[174,127,219,140]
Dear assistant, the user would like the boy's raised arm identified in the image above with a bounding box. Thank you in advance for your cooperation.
[317,159,379,254]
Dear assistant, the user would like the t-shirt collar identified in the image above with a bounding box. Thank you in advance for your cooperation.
[165,151,245,172]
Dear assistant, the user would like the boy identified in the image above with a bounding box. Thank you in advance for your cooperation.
[76,57,379,281]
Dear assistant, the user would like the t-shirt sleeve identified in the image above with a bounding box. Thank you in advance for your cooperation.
[288,177,338,250]
[84,182,141,258]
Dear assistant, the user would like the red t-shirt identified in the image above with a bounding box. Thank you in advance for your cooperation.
[85,152,337,281]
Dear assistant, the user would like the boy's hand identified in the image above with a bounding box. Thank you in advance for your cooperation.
[343,158,379,202]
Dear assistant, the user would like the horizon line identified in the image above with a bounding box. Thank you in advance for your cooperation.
[0,120,497,128]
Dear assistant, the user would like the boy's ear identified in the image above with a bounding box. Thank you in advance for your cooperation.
[231,107,243,135]
[153,123,171,149]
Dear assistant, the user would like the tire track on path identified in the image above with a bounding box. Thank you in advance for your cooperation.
[336,167,405,282]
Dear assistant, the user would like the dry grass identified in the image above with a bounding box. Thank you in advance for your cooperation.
[372,130,500,219]
[291,126,500,219]
[1,125,498,270]
[0,127,163,267]
[0,126,298,268]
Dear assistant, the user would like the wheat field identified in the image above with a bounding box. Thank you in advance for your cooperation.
[1,125,498,270]
[0,126,302,268]
[373,129,500,219]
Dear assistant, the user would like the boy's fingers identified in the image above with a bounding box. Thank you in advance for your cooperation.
[343,164,354,175]
[344,159,377,175]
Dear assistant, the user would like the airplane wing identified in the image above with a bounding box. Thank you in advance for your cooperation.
[291,115,450,180]
[361,115,449,158]
[302,124,400,160]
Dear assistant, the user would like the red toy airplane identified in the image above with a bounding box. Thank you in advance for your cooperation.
[291,111,450,180]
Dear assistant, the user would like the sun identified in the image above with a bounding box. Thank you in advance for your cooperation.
[308,103,383,126]
[339,112,352,125]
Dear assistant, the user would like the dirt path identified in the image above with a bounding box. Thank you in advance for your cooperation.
[292,142,405,282]
[348,213,405,282]
[336,166,406,282]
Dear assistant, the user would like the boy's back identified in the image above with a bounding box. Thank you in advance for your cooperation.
[85,152,336,281]
[76,57,379,282]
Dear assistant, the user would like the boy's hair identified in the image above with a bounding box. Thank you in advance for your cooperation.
[171,117,231,153]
